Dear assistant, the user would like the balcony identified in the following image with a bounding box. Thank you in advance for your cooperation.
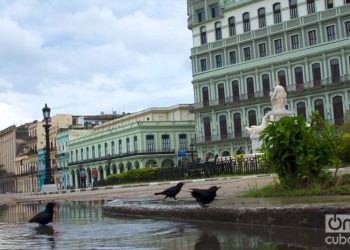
[192,75,350,111]
[192,131,249,145]
[68,149,176,166]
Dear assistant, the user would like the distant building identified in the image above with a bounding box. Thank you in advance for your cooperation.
[187,0,350,159]
[67,104,195,188]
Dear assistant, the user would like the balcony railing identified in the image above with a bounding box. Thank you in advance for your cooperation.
[68,149,176,166]
[192,131,249,144]
[192,75,350,110]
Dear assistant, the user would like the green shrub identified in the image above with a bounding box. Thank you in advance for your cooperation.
[106,167,160,185]
[259,112,342,188]
[341,133,350,163]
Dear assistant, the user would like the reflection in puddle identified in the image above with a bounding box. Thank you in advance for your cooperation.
[0,200,344,249]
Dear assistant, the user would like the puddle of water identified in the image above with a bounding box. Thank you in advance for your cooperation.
[0,200,346,249]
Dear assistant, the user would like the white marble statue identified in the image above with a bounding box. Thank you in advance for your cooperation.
[246,115,270,135]
[270,81,287,111]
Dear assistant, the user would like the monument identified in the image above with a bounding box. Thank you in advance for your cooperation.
[246,81,293,153]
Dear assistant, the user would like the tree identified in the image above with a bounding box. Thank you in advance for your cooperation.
[259,113,342,187]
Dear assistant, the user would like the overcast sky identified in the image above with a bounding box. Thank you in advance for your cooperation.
[0,0,193,130]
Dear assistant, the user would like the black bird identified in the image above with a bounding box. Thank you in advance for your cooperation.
[155,182,184,202]
[29,202,56,226]
[190,186,220,207]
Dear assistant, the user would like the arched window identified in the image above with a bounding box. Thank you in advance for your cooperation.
[330,59,340,83]
[312,63,321,87]
[289,0,298,19]
[215,22,222,40]
[200,26,207,45]
[246,77,254,100]
[243,12,250,32]
[233,113,242,137]
[218,83,225,105]
[248,110,257,127]
[263,107,272,114]
[307,0,315,14]
[278,70,287,89]
[273,3,281,23]
[297,102,306,119]
[294,67,304,91]
[202,87,209,107]
[333,96,344,125]
[228,17,235,36]
[204,117,211,141]
[262,74,270,97]
[314,99,325,119]
[219,115,227,139]
[232,80,240,101]
[258,8,266,28]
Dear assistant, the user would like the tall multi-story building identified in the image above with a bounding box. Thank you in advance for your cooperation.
[187,0,350,159]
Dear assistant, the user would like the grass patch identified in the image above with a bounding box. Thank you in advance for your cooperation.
[242,174,350,197]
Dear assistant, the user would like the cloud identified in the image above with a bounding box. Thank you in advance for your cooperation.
[0,0,193,130]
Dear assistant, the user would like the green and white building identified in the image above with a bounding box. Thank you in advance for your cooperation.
[67,104,195,188]
[187,0,350,159]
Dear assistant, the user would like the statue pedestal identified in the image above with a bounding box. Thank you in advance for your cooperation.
[250,133,261,154]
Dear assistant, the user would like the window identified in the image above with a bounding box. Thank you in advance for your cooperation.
[75,150,78,161]
[274,39,283,54]
[333,96,344,125]
[248,110,257,127]
[278,70,287,89]
[326,25,336,41]
[211,4,219,18]
[273,3,281,24]
[233,113,242,137]
[218,83,225,104]
[294,67,304,91]
[126,138,130,153]
[346,0,350,4]
[262,74,270,97]
[133,136,138,152]
[330,59,340,83]
[215,22,222,40]
[312,63,322,87]
[204,117,211,141]
[92,146,95,159]
[308,30,317,45]
[326,0,333,9]
[243,12,250,32]
[200,58,207,71]
[200,26,207,45]
[259,43,266,57]
[118,140,122,154]
[146,135,155,152]
[161,135,170,151]
[197,9,205,23]
[86,147,89,159]
[219,115,227,139]
[215,54,223,68]
[264,107,272,114]
[290,0,298,19]
[229,51,236,64]
[232,80,240,101]
[81,148,84,160]
[345,21,350,37]
[307,0,316,14]
[244,47,251,61]
[291,34,299,49]
[202,87,209,107]
[104,143,108,156]
[111,141,115,155]
[258,8,266,28]
[246,77,255,100]
[314,99,325,119]
[98,144,101,157]
[297,102,306,119]
[228,17,236,36]
[179,134,187,151]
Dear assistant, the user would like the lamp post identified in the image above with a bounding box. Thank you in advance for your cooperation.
[190,144,194,163]
[43,103,54,184]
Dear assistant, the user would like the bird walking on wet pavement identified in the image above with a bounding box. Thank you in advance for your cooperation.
[29,202,56,226]
[190,186,220,207]
[155,182,184,202]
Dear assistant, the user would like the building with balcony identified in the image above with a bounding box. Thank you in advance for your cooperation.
[187,0,350,159]
[67,104,195,188]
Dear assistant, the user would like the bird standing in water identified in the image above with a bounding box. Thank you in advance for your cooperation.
[29,202,56,226]
[190,186,220,207]
[155,182,184,202]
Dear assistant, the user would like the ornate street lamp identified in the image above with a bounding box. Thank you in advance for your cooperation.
[42,103,54,184]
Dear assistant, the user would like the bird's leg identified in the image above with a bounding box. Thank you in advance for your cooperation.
[163,196,167,203]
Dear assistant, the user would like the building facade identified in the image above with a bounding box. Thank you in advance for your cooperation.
[187,0,350,159]
[67,105,195,188]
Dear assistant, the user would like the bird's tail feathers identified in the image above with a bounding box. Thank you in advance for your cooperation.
[154,192,163,195]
